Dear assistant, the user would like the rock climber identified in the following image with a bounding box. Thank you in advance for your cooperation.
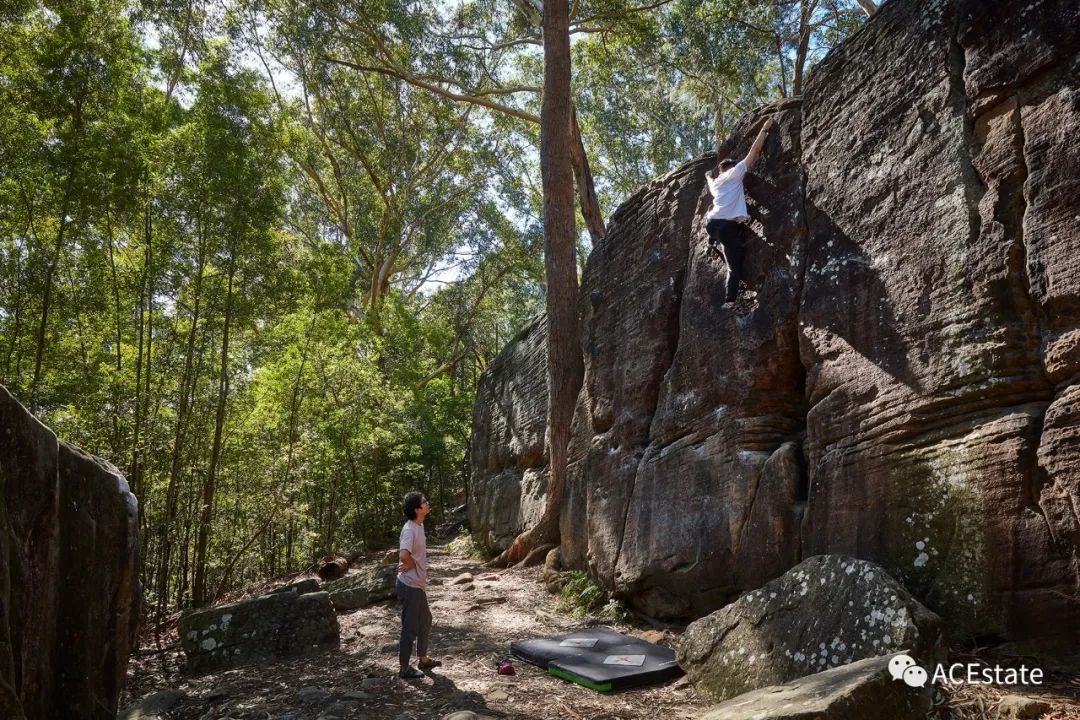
[705,115,775,306]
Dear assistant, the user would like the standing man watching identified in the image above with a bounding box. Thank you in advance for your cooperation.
[705,116,775,306]
[397,491,441,679]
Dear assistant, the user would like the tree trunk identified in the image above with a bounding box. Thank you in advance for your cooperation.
[792,0,816,96]
[30,167,77,409]
[106,204,124,456]
[491,0,584,566]
[153,224,206,618]
[4,276,23,389]
[3,222,28,388]
[193,251,236,608]
[569,104,605,242]
[775,32,789,97]
[538,0,583,546]
[131,199,150,524]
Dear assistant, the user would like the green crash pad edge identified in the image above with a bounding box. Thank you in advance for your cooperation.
[548,666,613,692]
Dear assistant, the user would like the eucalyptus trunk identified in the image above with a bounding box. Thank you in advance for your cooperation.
[193,249,237,608]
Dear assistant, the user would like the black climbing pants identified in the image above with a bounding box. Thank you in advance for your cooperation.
[397,580,431,668]
[706,218,748,302]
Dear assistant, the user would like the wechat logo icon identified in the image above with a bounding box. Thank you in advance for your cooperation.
[889,653,928,688]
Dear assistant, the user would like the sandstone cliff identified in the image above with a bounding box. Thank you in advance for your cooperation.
[469,0,1080,640]
[0,385,140,719]
[470,314,550,549]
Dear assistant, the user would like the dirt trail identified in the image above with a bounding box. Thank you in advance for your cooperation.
[124,546,709,719]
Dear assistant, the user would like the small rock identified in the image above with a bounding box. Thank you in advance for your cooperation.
[269,578,320,595]
[477,574,500,582]
[297,686,331,705]
[450,573,474,585]
[381,549,398,565]
[319,701,356,718]
[444,712,496,720]
[996,695,1052,719]
[485,689,509,702]
[638,630,665,645]
[461,583,476,592]
[119,689,186,720]
[380,642,398,654]
[360,677,383,689]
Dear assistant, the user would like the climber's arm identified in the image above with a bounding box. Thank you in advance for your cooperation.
[744,116,776,168]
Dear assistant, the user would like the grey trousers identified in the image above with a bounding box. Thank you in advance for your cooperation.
[397,580,431,668]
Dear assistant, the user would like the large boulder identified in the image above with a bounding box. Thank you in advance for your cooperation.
[323,564,397,611]
[179,587,339,672]
[677,555,945,702]
[564,98,808,619]
[0,385,139,720]
[468,0,1080,642]
[797,0,1080,642]
[698,654,934,720]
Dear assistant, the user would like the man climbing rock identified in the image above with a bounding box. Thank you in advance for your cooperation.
[705,116,775,306]
[397,491,441,679]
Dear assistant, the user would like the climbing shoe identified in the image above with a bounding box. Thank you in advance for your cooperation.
[399,666,424,679]
[418,658,443,670]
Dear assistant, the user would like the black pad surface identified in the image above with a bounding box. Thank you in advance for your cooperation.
[510,628,681,691]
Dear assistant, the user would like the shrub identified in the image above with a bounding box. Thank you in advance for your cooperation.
[445,531,492,560]
[557,570,629,621]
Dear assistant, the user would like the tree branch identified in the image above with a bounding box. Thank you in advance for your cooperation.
[323,57,542,124]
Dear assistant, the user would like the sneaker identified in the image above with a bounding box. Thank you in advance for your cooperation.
[418,657,442,670]
[398,666,424,679]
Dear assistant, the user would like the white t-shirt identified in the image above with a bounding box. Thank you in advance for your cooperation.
[398,520,428,589]
[705,160,749,222]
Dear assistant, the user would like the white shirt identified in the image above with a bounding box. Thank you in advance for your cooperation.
[705,160,749,222]
[397,520,428,589]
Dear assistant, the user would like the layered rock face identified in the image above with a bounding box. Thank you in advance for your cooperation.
[469,314,550,549]
[0,385,140,720]
[797,0,1080,639]
[470,0,1080,641]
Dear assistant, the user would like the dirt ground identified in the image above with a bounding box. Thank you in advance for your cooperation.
[123,546,708,720]
[124,545,1080,720]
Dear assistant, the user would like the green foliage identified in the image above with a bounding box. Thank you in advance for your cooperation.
[445,531,493,561]
[0,0,542,617]
[1,0,871,617]
[558,570,629,622]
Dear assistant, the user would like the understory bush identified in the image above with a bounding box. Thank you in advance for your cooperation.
[557,570,629,622]
[446,531,493,561]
